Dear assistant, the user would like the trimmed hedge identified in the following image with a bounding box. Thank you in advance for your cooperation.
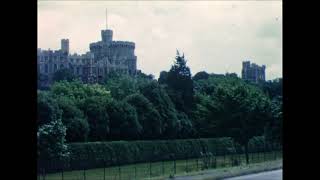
[40,137,273,172]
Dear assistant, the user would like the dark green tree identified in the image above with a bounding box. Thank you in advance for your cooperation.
[213,83,272,164]
[125,93,162,139]
[193,71,209,81]
[158,71,168,85]
[139,81,179,139]
[104,75,138,100]
[37,119,69,162]
[107,100,142,140]
[81,96,110,141]
[56,96,89,142]
[166,51,194,113]
[37,91,62,127]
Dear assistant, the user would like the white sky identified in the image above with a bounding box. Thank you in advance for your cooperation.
[38,0,282,80]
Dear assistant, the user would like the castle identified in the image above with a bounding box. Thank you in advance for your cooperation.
[241,61,266,83]
[37,19,137,88]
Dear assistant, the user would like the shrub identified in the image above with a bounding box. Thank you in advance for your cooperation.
[56,138,235,171]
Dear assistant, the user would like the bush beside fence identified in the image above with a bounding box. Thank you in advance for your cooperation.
[38,137,279,173]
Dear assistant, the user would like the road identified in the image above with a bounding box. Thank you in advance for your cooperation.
[224,169,282,180]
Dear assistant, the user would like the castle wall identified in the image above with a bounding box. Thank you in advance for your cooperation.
[38,28,138,87]
[241,61,266,83]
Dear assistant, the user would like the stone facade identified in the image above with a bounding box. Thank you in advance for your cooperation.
[241,61,266,83]
[37,28,137,88]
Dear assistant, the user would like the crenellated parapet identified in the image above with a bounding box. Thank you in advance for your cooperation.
[109,41,135,48]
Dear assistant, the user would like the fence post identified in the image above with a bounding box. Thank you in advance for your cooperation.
[118,165,121,180]
[83,166,86,180]
[149,161,152,178]
[174,157,176,174]
[162,160,165,176]
[185,156,188,173]
[134,165,137,180]
[196,158,199,171]
[61,160,64,180]
[42,168,46,180]
[273,144,276,160]
[103,160,106,180]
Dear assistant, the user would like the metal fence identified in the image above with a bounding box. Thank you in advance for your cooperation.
[37,144,282,180]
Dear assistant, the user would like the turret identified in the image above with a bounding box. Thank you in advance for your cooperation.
[61,39,69,54]
[101,29,113,43]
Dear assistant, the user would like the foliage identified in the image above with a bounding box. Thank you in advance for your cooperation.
[139,81,180,139]
[125,93,162,139]
[107,100,142,140]
[37,91,62,127]
[104,74,138,100]
[37,50,282,155]
[37,119,69,161]
[165,51,194,113]
[63,138,236,171]
[80,96,111,142]
[193,71,209,81]
[56,96,89,142]
[50,80,111,102]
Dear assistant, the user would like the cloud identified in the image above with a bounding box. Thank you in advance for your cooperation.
[38,1,282,80]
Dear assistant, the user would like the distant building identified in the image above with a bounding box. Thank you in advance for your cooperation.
[241,61,266,83]
[37,13,137,88]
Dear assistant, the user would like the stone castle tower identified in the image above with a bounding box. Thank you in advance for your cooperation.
[241,61,266,83]
[37,12,137,88]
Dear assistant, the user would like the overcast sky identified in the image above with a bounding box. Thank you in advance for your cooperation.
[38,0,282,80]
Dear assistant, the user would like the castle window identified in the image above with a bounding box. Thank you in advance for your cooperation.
[60,64,64,69]
[82,59,85,64]
[70,58,73,63]
[77,67,80,75]
[45,64,48,73]
[77,59,80,63]
[54,64,57,71]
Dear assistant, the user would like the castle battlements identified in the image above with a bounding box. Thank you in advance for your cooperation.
[241,60,266,83]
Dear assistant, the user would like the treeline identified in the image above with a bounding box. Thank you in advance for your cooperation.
[37,51,282,163]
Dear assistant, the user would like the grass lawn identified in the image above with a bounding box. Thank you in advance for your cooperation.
[38,151,282,180]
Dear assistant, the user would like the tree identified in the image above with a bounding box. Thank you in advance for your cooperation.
[139,81,179,139]
[107,100,142,140]
[213,83,272,164]
[158,71,168,84]
[104,75,138,100]
[166,51,194,113]
[52,68,76,82]
[265,97,283,145]
[191,93,219,138]
[81,96,110,141]
[176,112,194,139]
[193,71,209,81]
[37,119,69,162]
[125,93,162,139]
[37,91,62,127]
[56,96,89,142]
[51,80,111,103]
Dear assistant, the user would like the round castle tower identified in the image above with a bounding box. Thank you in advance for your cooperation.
[101,29,113,43]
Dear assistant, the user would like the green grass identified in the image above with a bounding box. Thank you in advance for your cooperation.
[38,151,282,180]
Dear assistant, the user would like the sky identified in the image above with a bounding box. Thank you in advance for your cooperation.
[38,0,282,80]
